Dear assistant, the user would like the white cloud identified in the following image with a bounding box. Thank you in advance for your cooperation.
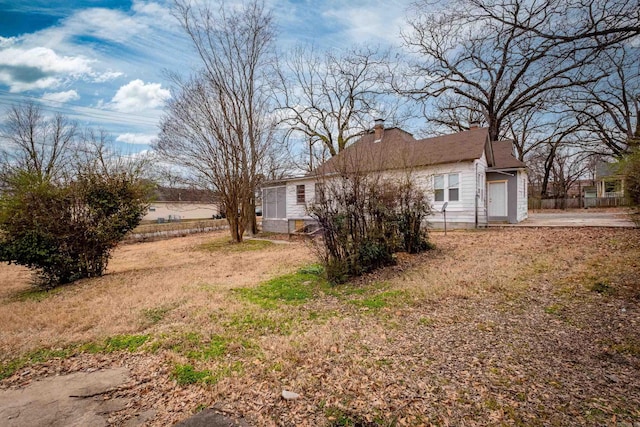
[93,71,124,83]
[0,46,94,92]
[321,1,409,46]
[132,1,175,26]
[41,90,80,103]
[0,47,93,74]
[62,8,147,44]
[0,36,17,48]
[109,79,171,112]
[116,133,156,145]
[0,71,58,92]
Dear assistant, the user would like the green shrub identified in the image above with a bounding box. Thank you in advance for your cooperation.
[622,148,640,206]
[0,170,150,288]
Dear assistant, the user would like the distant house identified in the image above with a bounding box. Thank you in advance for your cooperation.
[596,161,626,198]
[144,187,220,222]
[262,122,528,233]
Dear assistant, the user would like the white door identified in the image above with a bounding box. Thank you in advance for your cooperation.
[488,181,507,217]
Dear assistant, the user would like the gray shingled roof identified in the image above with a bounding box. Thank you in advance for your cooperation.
[491,140,527,169]
[314,126,523,174]
[596,161,621,178]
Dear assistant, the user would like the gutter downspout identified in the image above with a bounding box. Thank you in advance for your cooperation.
[475,162,478,229]
[490,170,515,177]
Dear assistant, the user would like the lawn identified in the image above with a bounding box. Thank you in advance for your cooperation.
[1,228,639,426]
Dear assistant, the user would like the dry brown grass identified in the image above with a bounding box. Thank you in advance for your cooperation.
[1,227,640,426]
[0,231,313,357]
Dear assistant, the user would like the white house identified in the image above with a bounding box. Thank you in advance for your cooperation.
[262,122,527,233]
[144,187,220,222]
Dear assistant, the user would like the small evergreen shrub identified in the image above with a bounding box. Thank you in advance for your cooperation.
[0,170,150,288]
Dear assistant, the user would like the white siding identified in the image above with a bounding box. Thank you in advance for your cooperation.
[144,202,218,221]
[372,160,485,227]
[475,153,489,226]
[517,170,529,222]
[278,157,492,229]
[420,161,480,226]
[286,178,317,219]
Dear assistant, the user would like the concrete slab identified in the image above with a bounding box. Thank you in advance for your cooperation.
[174,408,249,427]
[0,368,132,427]
[494,210,636,228]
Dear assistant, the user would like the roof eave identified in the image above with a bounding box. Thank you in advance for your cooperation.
[486,166,527,172]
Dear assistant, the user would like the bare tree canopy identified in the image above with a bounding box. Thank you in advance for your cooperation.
[1,102,76,183]
[399,0,606,141]
[467,0,640,47]
[571,45,639,157]
[155,0,277,242]
[276,45,406,165]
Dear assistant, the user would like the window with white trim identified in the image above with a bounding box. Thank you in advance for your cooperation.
[434,173,460,202]
[448,173,459,201]
[296,184,306,204]
[434,175,445,201]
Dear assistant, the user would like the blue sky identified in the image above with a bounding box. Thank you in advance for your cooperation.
[0,0,412,153]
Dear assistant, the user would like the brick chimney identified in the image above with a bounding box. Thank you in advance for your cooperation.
[374,118,385,142]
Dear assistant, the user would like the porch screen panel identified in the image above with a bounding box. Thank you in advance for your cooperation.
[276,186,287,218]
[264,187,287,218]
[264,188,276,218]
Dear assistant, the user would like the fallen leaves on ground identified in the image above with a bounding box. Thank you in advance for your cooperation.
[1,228,639,426]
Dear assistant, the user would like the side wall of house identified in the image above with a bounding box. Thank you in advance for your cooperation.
[517,170,529,222]
[285,178,319,233]
[263,157,492,232]
[418,158,487,228]
[285,178,316,220]
[487,171,523,223]
[144,202,219,221]
[476,154,489,226]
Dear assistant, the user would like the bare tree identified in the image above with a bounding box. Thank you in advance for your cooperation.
[552,148,596,205]
[1,102,76,184]
[76,129,152,179]
[467,0,640,48]
[155,0,276,242]
[423,93,486,135]
[523,115,585,198]
[399,0,604,142]
[276,46,407,166]
[570,46,639,157]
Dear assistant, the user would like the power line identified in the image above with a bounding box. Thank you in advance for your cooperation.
[0,89,163,120]
[0,90,164,126]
